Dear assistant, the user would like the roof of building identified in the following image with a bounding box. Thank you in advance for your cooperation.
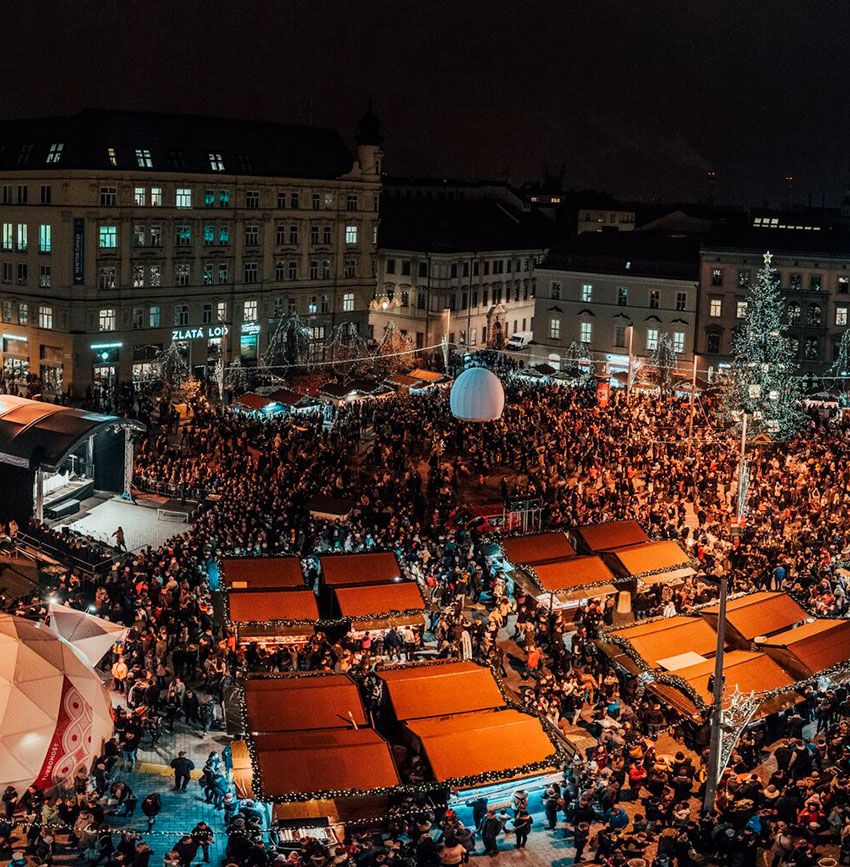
[612,615,720,668]
[377,661,506,720]
[377,198,554,253]
[762,619,850,674]
[0,109,355,179]
[0,394,144,472]
[242,674,368,733]
[220,556,305,590]
[675,650,795,703]
[526,556,617,592]
[319,552,404,587]
[333,582,426,620]
[227,588,319,624]
[702,225,850,257]
[500,532,577,566]
[605,540,692,579]
[405,709,557,782]
[701,592,808,641]
[538,233,700,280]
[573,521,651,553]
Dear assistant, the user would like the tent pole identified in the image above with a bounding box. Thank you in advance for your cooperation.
[34,467,44,522]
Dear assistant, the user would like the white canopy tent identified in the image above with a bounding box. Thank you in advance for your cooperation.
[48,602,128,667]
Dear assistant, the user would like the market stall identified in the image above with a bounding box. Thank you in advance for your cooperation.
[500,531,577,567]
[573,520,651,553]
[332,581,427,632]
[220,556,306,591]
[227,588,320,646]
[761,619,850,680]
[604,540,695,584]
[319,551,406,588]
[515,555,620,616]
[700,591,807,644]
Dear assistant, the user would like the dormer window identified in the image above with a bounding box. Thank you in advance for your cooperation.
[209,153,225,171]
[46,143,63,163]
[135,148,153,168]
[107,147,118,166]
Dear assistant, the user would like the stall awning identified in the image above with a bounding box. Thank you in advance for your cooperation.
[701,591,807,641]
[405,709,557,783]
[605,540,693,580]
[524,555,616,592]
[251,729,399,797]
[320,552,404,587]
[228,588,319,624]
[220,556,305,590]
[409,368,446,383]
[307,494,355,521]
[761,619,850,676]
[243,674,368,733]
[334,581,426,622]
[675,649,795,704]
[236,393,273,411]
[501,533,576,566]
[611,615,720,668]
[574,520,650,553]
[378,661,506,721]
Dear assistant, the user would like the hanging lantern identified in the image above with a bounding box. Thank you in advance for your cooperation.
[450,367,505,422]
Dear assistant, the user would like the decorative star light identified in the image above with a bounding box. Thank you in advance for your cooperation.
[763,250,773,266]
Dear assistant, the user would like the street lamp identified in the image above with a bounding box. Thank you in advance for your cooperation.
[703,572,728,811]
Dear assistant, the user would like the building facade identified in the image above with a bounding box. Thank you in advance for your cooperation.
[369,199,549,351]
[530,234,699,373]
[0,109,382,395]
[697,230,850,377]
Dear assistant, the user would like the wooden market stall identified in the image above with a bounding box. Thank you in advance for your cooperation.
[604,540,695,584]
[332,581,427,631]
[220,556,306,590]
[573,520,651,553]
[500,532,577,567]
[761,619,850,680]
[700,591,808,644]
[319,551,406,588]
[227,588,320,646]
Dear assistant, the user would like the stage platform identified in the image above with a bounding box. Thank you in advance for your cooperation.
[59,495,195,552]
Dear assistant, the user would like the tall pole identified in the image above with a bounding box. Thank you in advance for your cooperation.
[686,353,698,458]
[703,574,728,811]
[737,412,748,521]
[626,324,634,403]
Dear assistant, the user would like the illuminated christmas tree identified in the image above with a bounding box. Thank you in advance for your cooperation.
[724,251,805,437]
[649,332,678,398]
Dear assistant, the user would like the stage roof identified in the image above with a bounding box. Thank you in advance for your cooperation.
[762,619,850,674]
[378,661,506,720]
[220,556,305,590]
[243,674,368,733]
[228,588,319,624]
[574,521,650,552]
[251,728,399,797]
[406,709,557,782]
[0,394,144,471]
[319,552,404,587]
[701,592,807,640]
[526,555,617,593]
[333,581,426,620]
[612,615,720,667]
[500,532,576,566]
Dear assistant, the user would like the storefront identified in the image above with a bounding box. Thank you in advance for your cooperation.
[2,333,29,383]
[240,322,260,364]
[170,324,230,378]
[39,345,65,393]
[91,342,121,387]
[132,343,162,385]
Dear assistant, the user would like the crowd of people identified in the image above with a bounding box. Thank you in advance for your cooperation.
[2,371,850,866]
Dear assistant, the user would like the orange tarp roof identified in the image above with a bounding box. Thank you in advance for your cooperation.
[409,368,444,382]
[237,393,272,410]
[574,521,650,552]
[334,582,426,619]
[501,533,576,566]
[406,709,556,782]
[243,674,368,732]
[228,588,319,624]
[675,650,795,703]
[252,728,399,796]
[221,556,305,590]
[614,616,719,667]
[702,592,807,641]
[606,540,691,576]
[762,619,850,674]
[320,552,403,587]
[378,662,506,720]
[528,556,616,592]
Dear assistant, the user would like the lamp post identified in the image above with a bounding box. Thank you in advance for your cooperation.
[626,324,635,403]
[686,353,698,458]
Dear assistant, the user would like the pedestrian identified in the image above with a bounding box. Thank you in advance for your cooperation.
[141,793,161,833]
[112,526,127,552]
[573,822,590,862]
[191,822,214,863]
[481,809,501,856]
[170,751,195,792]
[513,809,533,849]
[172,835,198,867]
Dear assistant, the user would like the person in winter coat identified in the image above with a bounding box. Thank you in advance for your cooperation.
[191,822,214,863]
[141,793,161,832]
[481,810,502,856]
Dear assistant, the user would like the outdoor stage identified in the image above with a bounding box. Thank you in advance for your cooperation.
[59,496,195,552]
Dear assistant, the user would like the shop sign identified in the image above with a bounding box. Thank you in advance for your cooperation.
[171,325,230,341]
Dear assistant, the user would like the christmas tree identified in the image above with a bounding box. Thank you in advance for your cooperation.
[829,328,850,404]
[649,332,678,398]
[263,312,311,370]
[562,341,593,386]
[724,251,805,438]
[155,343,188,398]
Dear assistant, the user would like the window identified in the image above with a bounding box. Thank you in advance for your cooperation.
[649,290,660,309]
[417,291,426,310]
[2,185,12,204]
[149,306,161,328]
[789,272,802,291]
[290,191,300,209]
[806,303,822,326]
[580,321,592,343]
[836,306,848,326]
[707,332,720,353]
[310,225,319,246]
[99,308,116,332]
[310,326,325,341]
[99,225,117,248]
[287,261,298,280]
[150,265,161,287]
[132,307,144,329]
[321,225,332,245]
[107,147,118,166]
[549,318,561,340]
[614,325,626,347]
[710,268,723,287]
[135,148,153,167]
[804,337,819,360]
[46,143,64,163]
[16,263,27,285]
[275,224,286,246]
[100,187,118,207]
[343,292,354,312]
[737,269,750,288]
[204,189,216,208]
[839,277,850,294]
[1,263,10,283]
[16,224,27,252]
[386,258,396,274]
[581,283,592,302]
[176,225,192,247]
[134,187,146,207]
[98,266,116,290]
[646,328,659,351]
[40,185,51,205]
[2,300,10,320]
[244,224,259,246]
[675,291,687,311]
[308,296,318,314]
[243,299,258,321]
[202,303,213,325]
[709,297,722,317]
[175,263,191,286]
[16,185,27,204]
[175,188,192,208]
[245,190,260,209]
[275,260,286,280]
[149,225,162,247]
[244,262,258,283]
[312,192,321,210]
[216,302,227,322]
[133,265,145,287]
[38,305,53,329]
[18,303,27,325]
[419,261,431,278]
[346,194,358,211]
[38,224,51,253]
[288,224,299,245]
[345,224,358,245]
[39,265,50,288]
[344,257,357,278]
[788,301,801,322]
[736,300,748,319]
[218,225,230,245]
[401,290,410,307]
[1,224,11,250]
[547,280,560,300]
[320,294,329,314]
[203,224,215,246]
[673,332,685,353]
[277,191,287,209]
[203,263,214,286]
[811,274,823,292]
[150,187,162,207]
[174,304,189,327]
[218,263,229,284]
[209,153,225,171]
[18,144,33,166]
[617,286,629,306]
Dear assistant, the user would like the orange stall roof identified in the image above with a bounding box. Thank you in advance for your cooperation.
[574,521,651,552]
[501,533,576,566]
[674,650,795,703]
[613,616,720,668]
[701,592,807,641]
[220,556,305,590]
[606,540,693,579]
[228,588,319,624]
[529,556,617,592]
[334,582,426,619]
[320,552,404,587]
[762,619,850,674]
[378,661,506,720]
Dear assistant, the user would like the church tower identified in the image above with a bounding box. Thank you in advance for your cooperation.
[356,101,383,176]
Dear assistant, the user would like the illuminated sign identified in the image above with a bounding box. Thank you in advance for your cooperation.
[73,218,85,285]
[171,325,230,341]
[2,333,27,342]
[90,342,123,349]
[241,322,261,335]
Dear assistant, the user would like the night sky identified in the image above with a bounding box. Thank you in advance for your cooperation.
[2,1,847,205]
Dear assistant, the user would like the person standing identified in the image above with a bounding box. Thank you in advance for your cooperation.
[170,751,194,792]
[543,783,562,831]
[481,809,502,856]
[141,793,161,833]
[112,526,127,552]
[513,809,533,849]
[191,822,214,864]
[573,822,590,862]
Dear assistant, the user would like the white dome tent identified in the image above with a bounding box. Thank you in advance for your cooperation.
[48,602,128,668]
[0,615,113,794]
[450,367,505,422]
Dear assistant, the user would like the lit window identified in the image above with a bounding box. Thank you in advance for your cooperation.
[209,153,225,171]
[736,301,748,319]
[243,299,258,321]
[203,263,214,286]
[549,318,561,340]
[38,305,53,329]
[343,292,354,312]
[150,265,161,287]
[711,268,723,286]
[98,267,116,290]
[673,332,685,353]
[133,265,145,288]
[176,225,192,247]
[581,283,592,302]
[107,147,118,166]
[649,290,660,309]
[676,291,687,311]
[149,306,161,328]
[39,224,51,253]
[99,226,117,249]
[345,224,358,245]
[99,308,116,332]
[580,321,592,344]
[15,224,27,252]
[38,266,50,288]
[216,302,227,322]
[135,148,153,168]
[175,188,192,208]
[134,188,146,206]
[219,190,230,207]
[617,286,629,306]
[1,223,11,251]
[646,328,659,351]
[150,187,162,207]
[175,263,191,286]
[709,297,722,317]
[836,306,848,326]
[203,225,215,246]
[788,302,801,322]
[18,303,28,324]
[46,143,64,163]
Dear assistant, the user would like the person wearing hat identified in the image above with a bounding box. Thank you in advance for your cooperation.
[573,822,590,862]
[481,809,502,857]
[141,793,161,833]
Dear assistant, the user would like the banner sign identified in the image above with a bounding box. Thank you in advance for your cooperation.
[72,219,85,285]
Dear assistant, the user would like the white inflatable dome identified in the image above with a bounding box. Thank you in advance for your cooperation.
[0,614,113,794]
[450,367,505,422]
